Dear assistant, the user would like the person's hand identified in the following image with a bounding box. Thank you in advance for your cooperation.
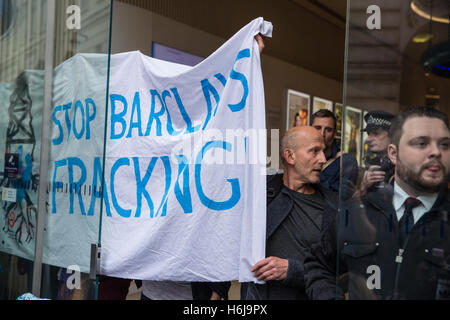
[251,256,288,281]
[255,33,265,54]
[360,165,385,194]
[210,291,222,300]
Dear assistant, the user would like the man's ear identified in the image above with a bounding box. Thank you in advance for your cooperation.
[283,149,295,165]
[387,143,397,165]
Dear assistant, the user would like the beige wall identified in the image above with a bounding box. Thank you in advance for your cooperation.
[111,1,343,137]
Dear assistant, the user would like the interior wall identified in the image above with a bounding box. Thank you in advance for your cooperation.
[116,0,346,81]
[111,1,343,137]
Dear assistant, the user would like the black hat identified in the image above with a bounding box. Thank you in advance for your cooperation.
[362,110,395,132]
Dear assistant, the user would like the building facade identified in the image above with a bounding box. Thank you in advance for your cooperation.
[0,0,449,300]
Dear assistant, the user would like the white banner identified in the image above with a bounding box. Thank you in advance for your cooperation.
[44,17,271,282]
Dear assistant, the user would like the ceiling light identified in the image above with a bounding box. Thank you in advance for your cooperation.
[411,0,450,24]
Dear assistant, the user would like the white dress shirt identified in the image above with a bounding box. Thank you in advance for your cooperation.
[393,182,438,225]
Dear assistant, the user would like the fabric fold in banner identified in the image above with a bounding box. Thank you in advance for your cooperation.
[46,17,272,282]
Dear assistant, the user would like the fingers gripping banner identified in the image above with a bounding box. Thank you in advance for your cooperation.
[46,18,272,282]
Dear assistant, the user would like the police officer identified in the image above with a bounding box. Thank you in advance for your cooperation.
[360,110,395,195]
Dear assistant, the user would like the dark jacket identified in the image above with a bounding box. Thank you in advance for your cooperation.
[304,184,450,300]
[241,174,338,300]
[320,140,359,200]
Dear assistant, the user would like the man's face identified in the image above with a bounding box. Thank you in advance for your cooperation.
[389,117,450,193]
[366,128,389,153]
[312,117,336,150]
[291,131,327,184]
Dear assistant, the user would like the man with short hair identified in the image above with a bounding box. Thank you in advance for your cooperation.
[240,126,338,299]
[359,110,395,194]
[304,106,450,300]
[310,109,358,199]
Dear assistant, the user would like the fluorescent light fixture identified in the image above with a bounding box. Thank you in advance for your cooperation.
[411,0,450,24]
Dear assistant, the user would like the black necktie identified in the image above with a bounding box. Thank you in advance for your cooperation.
[399,197,422,246]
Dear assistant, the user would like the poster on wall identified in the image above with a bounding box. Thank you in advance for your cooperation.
[344,106,362,166]
[361,110,369,166]
[312,96,333,114]
[286,89,310,130]
[334,103,343,145]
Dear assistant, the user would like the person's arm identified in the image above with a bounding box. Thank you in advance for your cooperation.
[282,258,306,288]
[304,204,344,300]
[251,256,305,290]
[359,165,385,195]
[254,33,265,54]
[251,256,288,281]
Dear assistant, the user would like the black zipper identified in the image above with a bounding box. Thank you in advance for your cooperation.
[375,202,406,300]
[393,237,408,299]
[392,212,429,299]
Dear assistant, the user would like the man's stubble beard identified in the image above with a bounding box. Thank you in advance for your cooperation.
[396,153,447,194]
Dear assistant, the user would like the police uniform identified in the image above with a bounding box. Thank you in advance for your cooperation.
[362,110,395,133]
[362,110,395,186]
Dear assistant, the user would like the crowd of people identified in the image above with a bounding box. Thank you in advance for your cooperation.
[99,104,447,301]
[57,35,450,301]
[246,100,450,300]
[303,107,450,300]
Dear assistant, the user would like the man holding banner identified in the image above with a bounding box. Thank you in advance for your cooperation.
[241,126,338,299]
[46,17,272,289]
[139,33,267,301]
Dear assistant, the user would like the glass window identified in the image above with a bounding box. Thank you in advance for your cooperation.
[336,0,450,300]
[0,0,112,300]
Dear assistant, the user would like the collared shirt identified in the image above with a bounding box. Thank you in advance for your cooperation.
[393,182,438,225]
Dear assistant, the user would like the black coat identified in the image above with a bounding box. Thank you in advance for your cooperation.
[320,140,359,199]
[241,174,338,300]
[304,184,450,300]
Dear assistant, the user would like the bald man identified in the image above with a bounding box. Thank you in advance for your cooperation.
[240,126,338,300]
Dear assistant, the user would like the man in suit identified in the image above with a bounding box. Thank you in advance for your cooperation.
[241,126,338,299]
[304,106,450,300]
